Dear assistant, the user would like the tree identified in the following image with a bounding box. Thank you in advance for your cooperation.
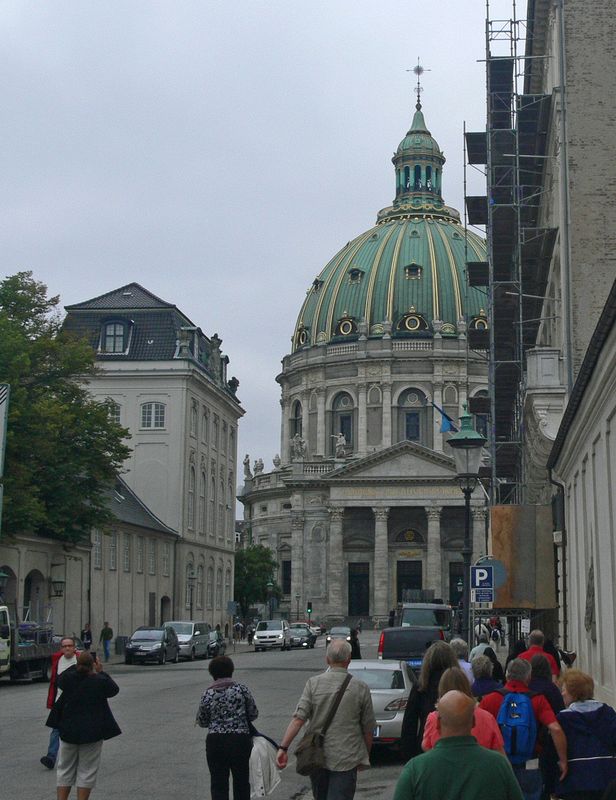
[0,272,131,544]
[234,544,280,618]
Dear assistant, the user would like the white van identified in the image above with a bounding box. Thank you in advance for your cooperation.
[254,619,291,651]
[165,620,211,660]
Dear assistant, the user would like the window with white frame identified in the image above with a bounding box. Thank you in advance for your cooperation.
[109,532,117,570]
[123,534,131,572]
[207,567,214,608]
[137,536,144,573]
[187,466,195,529]
[216,568,223,609]
[102,321,127,353]
[141,402,166,429]
[148,539,156,575]
[93,530,102,569]
[196,565,204,609]
[109,402,121,425]
[162,542,170,576]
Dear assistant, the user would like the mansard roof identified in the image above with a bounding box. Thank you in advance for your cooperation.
[106,477,178,536]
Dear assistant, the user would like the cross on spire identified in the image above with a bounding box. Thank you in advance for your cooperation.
[407,58,431,111]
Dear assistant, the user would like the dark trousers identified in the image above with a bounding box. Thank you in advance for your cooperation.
[206,733,252,800]
[310,767,357,800]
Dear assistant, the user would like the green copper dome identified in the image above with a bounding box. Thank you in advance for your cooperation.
[292,103,487,351]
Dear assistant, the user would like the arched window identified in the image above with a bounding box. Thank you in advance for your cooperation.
[202,408,209,443]
[225,568,231,605]
[291,401,302,438]
[404,165,411,190]
[414,165,422,190]
[108,402,121,425]
[196,565,204,609]
[207,566,214,608]
[216,568,223,609]
[473,390,490,440]
[426,165,432,191]
[141,402,166,429]
[218,479,224,538]
[397,388,428,445]
[199,471,207,534]
[228,479,234,540]
[331,392,355,454]
[229,428,235,460]
[187,466,195,529]
[209,475,216,535]
[185,563,194,609]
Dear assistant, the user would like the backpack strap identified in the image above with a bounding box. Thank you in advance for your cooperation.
[321,674,352,737]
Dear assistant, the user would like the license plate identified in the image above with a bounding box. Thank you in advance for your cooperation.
[373,725,381,737]
[407,658,423,668]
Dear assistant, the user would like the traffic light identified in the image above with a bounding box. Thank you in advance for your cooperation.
[306,600,312,614]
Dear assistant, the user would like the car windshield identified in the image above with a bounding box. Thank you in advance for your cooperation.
[290,625,307,632]
[256,621,282,631]
[349,668,405,690]
[168,623,192,635]
[131,630,162,641]
[330,627,350,635]
[400,609,451,628]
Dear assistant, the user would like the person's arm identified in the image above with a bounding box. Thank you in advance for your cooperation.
[275,716,305,769]
[392,762,416,800]
[196,691,211,728]
[547,721,568,780]
[363,728,373,757]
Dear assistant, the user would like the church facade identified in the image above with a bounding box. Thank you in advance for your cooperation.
[240,100,490,623]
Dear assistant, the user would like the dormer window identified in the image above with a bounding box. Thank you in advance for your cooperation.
[397,307,429,333]
[404,263,423,280]
[335,313,358,337]
[102,320,129,353]
[348,268,364,285]
[312,279,324,293]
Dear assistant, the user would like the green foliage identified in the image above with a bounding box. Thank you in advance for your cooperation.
[0,272,131,543]
[234,544,280,618]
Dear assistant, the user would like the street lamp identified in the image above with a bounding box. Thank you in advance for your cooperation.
[295,593,301,622]
[448,404,486,646]
[187,568,196,620]
[456,578,463,594]
[266,581,274,620]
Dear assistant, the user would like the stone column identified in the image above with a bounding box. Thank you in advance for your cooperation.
[280,398,290,463]
[316,387,326,456]
[291,513,304,610]
[357,383,367,456]
[327,507,345,614]
[426,506,443,599]
[471,506,487,561]
[372,507,390,617]
[382,383,392,448]
[432,384,444,453]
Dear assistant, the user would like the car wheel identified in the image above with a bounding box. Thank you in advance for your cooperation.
[159,649,166,665]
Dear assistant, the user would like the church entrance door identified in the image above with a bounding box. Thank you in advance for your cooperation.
[397,561,422,602]
[348,562,369,616]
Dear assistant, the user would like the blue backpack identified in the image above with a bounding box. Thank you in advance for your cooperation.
[496,689,537,764]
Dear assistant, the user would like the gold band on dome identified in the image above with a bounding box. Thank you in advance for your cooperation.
[424,224,440,320]
[434,223,463,322]
[363,223,399,331]
[386,224,407,323]
[324,229,377,340]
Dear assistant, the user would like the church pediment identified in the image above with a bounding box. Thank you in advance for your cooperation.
[327,441,456,482]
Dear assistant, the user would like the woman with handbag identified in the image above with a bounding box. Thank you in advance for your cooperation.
[196,655,258,800]
[47,650,121,800]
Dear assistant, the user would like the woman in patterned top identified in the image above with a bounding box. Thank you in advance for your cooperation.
[196,655,258,800]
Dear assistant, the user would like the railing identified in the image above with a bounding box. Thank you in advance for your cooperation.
[393,341,432,351]
[303,463,336,475]
[327,344,358,356]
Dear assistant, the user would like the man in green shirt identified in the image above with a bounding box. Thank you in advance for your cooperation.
[393,691,523,800]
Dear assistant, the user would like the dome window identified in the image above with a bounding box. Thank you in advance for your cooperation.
[409,229,420,238]
[295,323,310,348]
[311,278,324,293]
[397,307,428,333]
[403,263,423,280]
[335,313,357,337]
[348,268,364,285]
[469,310,489,331]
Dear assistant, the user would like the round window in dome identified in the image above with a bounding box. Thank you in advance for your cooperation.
[335,317,358,337]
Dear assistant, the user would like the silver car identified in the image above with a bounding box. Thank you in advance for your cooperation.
[347,659,416,747]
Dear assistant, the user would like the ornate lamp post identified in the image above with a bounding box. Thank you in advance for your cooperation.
[266,580,274,620]
[187,568,196,620]
[448,405,486,645]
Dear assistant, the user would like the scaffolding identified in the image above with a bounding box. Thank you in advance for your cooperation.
[464,1,555,504]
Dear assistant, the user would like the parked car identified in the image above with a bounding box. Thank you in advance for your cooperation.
[326,626,351,644]
[165,620,211,660]
[206,631,226,658]
[347,659,416,747]
[124,626,180,665]
[253,619,291,651]
[289,623,317,649]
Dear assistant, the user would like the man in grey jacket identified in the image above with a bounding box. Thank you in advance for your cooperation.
[276,639,376,800]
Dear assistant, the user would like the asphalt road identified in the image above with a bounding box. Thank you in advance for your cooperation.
[1,630,405,800]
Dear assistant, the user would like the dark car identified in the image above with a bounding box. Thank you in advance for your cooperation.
[124,626,180,665]
[289,623,317,649]
[206,631,226,659]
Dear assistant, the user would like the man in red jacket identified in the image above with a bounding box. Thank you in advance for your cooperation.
[519,630,559,678]
[40,637,79,769]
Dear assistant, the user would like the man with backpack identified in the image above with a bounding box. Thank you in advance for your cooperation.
[480,659,568,800]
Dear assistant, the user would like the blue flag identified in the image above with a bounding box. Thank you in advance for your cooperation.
[430,401,459,433]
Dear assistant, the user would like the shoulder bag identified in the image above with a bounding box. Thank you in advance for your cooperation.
[295,673,352,776]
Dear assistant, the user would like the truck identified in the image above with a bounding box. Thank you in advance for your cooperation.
[378,601,454,671]
[0,604,55,682]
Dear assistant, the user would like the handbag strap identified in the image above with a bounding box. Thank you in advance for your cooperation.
[321,673,352,737]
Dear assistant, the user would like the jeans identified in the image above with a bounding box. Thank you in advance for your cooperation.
[47,727,60,763]
[102,640,110,661]
[512,764,543,800]
[206,733,252,800]
[310,767,358,800]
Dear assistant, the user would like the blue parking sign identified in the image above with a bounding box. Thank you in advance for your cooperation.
[471,565,493,589]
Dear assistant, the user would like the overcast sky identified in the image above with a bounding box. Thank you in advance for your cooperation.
[1,1,518,472]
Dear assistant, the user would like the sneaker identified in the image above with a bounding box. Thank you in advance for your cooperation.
[40,756,55,769]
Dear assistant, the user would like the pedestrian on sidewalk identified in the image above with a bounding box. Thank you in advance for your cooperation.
[196,655,258,800]
[276,639,375,800]
[350,629,362,660]
[470,654,502,701]
[393,690,523,800]
[80,624,93,651]
[98,623,113,663]
[48,650,121,800]
[41,637,79,770]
